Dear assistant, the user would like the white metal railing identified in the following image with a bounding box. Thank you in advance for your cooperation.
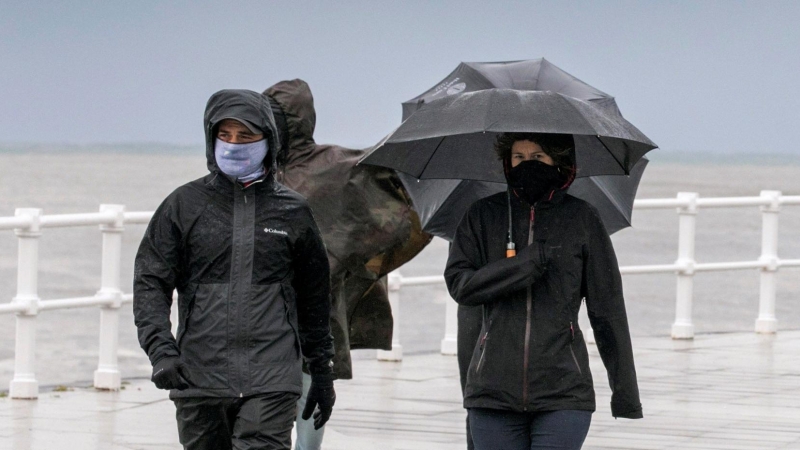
[2,190,800,398]
[0,205,152,399]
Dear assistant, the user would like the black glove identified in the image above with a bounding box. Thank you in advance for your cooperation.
[151,356,191,390]
[301,376,336,430]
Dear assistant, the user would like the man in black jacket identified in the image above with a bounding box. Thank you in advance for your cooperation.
[134,89,335,450]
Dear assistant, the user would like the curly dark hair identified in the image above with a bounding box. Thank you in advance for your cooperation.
[494,132,575,174]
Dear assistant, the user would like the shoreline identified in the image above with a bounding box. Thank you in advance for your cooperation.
[4,142,800,166]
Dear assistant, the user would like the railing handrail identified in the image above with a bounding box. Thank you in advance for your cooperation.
[1,192,798,231]
[632,193,800,209]
[0,210,153,231]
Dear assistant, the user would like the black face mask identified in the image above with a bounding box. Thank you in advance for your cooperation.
[507,160,565,204]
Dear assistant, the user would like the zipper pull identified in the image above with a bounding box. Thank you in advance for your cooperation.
[506,241,516,258]
[570,321,575,341]
[530,207,535,223]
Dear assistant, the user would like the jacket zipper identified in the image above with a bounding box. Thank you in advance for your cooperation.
[475,331,489,373]
[522,206,534,410]
[569,321,582,375]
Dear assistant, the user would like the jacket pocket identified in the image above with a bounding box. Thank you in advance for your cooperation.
[473,315,493,375]
[568,344,583,375]
[247,283,302,388]
[281,283,302,358]
[568,321,582,375]
[175,284,198,349]
[179,283,230,389]
[475,331,489,374]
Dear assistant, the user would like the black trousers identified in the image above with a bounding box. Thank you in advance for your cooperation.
[458,304,484,450]
[173,392,300,450]
[469,408,592,450]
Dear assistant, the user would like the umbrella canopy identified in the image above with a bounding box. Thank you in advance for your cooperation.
[361,59,657,240]
[363,88,656,181]
[400,157,648,240]
[402,58,623,120]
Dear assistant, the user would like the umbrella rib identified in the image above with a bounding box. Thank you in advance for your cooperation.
[590,176,629,219]
[553,93,630,175]
[465,62,496,89]
[553,93,599,136]
[596,136,629,175]
[417,136,447,178]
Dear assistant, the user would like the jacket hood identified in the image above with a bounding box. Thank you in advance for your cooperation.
[203,89,281,174]
[263,79,317,159]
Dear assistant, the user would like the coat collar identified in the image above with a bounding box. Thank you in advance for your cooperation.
[510,186,568,209]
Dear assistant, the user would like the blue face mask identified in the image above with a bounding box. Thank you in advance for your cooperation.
[214,138,268,182]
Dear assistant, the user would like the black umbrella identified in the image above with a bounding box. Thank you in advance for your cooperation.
[361,59,656,239]
[363,88,656,181]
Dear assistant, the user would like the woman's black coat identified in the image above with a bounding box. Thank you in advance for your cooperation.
[445,189,642,418]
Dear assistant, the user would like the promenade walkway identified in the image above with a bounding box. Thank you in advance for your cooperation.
[2,330,799,450]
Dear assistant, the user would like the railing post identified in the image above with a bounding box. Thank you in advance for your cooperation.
[755,190,780,334]
[10,208,42,399]
[377,272,403,361]
[672,192,697,339]
[440,296,458,355]
[94,204,125,390]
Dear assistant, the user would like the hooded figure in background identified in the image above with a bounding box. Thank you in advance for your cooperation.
[134,89,336,450]
[264,79,431,449]
[265,79,431,379]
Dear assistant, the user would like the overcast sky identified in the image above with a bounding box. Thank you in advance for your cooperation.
[1,1,799,154]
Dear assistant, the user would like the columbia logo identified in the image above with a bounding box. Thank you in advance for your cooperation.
[264,228,288,236]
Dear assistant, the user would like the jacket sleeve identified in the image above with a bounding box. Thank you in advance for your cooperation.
[133,199,182,366]
[582,208,643,419]
[292,207,335,379]
[445,205,547,306]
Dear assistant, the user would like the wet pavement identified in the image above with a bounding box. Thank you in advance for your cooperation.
[2,330,799,450]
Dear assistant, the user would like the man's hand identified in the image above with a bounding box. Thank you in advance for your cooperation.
[301,377,336,429]
[151,356,191,390]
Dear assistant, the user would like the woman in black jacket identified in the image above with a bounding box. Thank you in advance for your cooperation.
[445,132,642,450]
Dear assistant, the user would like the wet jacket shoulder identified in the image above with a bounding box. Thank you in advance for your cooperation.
[265,79,421,277]
[445,190,642,418]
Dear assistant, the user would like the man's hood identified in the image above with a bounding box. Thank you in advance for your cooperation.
[263,79,316,158]
[203,89,281,174]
